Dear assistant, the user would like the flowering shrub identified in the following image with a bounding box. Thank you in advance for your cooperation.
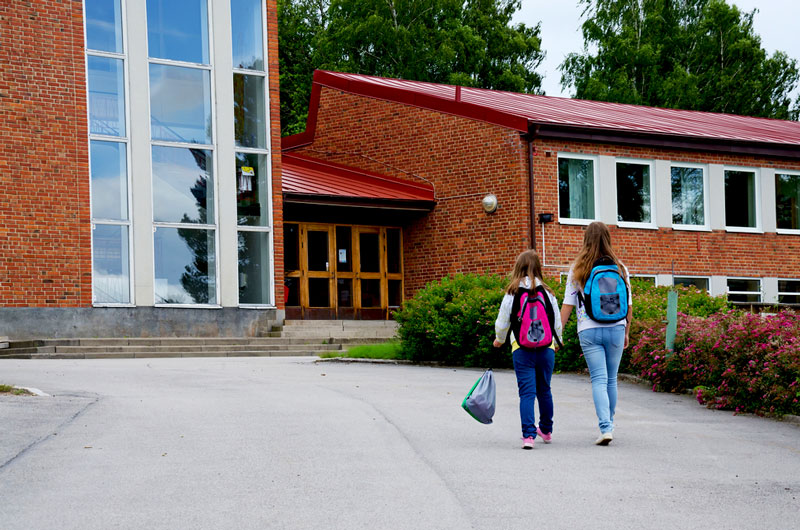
[630,310,800,417]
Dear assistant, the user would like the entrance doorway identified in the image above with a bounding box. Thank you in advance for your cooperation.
[284,223,403,319]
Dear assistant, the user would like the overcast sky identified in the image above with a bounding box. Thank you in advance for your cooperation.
[513,0,800,100]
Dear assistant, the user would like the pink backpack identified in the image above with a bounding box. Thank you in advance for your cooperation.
[514,286,562,349]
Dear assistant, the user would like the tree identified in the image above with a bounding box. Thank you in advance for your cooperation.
[278,0,544,135]
[560,0,800,120]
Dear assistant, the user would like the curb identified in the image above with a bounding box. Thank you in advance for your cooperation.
[315,357,413,365]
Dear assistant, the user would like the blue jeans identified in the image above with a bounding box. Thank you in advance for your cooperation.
[512,347,555,438]
[579,326,625,433]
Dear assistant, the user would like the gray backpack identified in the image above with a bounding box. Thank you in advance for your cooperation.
[461,369,496,424]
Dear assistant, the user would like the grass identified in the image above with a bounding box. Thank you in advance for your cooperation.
[319,341,403,360]
[0,384,32,396]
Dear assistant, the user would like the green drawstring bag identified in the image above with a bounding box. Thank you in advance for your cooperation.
[461,369,496,424]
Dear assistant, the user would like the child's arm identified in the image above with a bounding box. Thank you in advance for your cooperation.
[492,293,514,347]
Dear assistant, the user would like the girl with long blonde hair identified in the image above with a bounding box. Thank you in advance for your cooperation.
[494,249,562,449]
[561,222,632,446]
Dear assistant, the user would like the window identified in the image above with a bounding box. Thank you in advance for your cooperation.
[674,277,710,292]
[725,168,759,230]
[631,275,656,285]
[233,0,272,305]
[616,161,654,225]
[86,0,131,305]
[558,155,596,221]
[776,172,800,232]
[778,280,800,304]
[671,165,707,228]
[727,278,761,303]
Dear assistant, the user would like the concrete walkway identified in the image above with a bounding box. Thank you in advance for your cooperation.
[1,357,798,529]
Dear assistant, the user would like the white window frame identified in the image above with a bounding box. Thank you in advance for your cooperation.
[615,158,656,229]
[670,162,711,232]
[557,152,599,226]
[777,278,800,304]
[775,170,800,235]
[673,276,711,293]
[146,0,221,308]
[85,0,135,307]
[235,0,274,308]
[723,165,761,233]
[726,277,762,303]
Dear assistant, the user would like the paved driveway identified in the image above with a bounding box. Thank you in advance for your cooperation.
[1,357,798,529]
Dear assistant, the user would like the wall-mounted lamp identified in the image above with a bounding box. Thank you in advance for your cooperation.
[482,194,498,214]
[538,213,554,224]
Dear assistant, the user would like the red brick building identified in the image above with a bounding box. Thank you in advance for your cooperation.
[0,0,283,337]
[281,70,800,318]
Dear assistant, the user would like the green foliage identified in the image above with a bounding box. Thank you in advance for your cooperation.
[631,310,800,417]
[278,0,545,135]
[320,341,403,359]
[561,0,800,120]
[394,274,510,367]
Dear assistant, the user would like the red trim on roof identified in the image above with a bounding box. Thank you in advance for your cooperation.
[282,153,435,205]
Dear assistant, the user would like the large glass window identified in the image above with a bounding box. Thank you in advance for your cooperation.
[146,0,210,64]
[671,165,706,227]
[558,156,595,220]
[725,169,758,229]
[85,0,123,53]
[92,224,130,304]
[88,56,126,137]
[778,280,800,304]
[674,277,709,292]
[616,161,652,224]
[236,153,269,226]
[90,140,128,221]
[776,172,800,231]
[154,227,216,304]
[237,231,271,304]
[231,0,264,70]
[149,64,212,144]
[233,74,267,148]
[152,147,214,224]
[727,278,761,303]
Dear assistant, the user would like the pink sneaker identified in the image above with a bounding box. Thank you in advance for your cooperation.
[522,436,535,450]
[537,428,552,444]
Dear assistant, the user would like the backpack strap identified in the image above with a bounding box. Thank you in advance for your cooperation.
[536,285,563,348]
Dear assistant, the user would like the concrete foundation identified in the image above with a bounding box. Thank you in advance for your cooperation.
[0,307,283,340]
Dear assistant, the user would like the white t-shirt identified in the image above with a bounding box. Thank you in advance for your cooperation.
[563,264,632,334]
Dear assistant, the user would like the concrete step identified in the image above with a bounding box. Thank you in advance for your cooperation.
[7,337,344,348]
[0,349,328,360]
[283,320,398,328]
[47,344,342,354]
[0,336,8,349]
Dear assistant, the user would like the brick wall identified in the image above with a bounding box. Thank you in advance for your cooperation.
[267,0,284,309]
[0,0,91,307]
[532,139,800,278]
[294,88,534,294]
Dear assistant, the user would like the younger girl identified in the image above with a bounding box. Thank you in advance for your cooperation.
[493,250,562,450]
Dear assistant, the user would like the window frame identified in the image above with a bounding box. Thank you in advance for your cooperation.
[726,277,762,303]
[673,276,711,293]
[778,278,800,304]
[775,169,800,235]
[615,158,656,229]
[723,165,761,233]
[557,152,599,226]
[670,162,710,232]
[85,0,135,307]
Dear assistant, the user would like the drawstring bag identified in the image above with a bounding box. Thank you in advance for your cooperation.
[461,369,496,424]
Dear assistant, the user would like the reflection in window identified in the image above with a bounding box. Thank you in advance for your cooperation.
[727,278,761,303]
[674,277,709,292]
[231,0,264,70]
[776,173,800,230]
[725,170,757,228]
[236,153,269,226]
[233,74,266,148]
[238,231,271,304]
[88,56,126,137]
[152,146,214,224]
[85,0,123,53]
[147,0,209,64]
[92,224,130,304]
[671,166,705,226]
[154,226,216,304]
[558,157,595,220]
[616,162,651,223]
[149,64,212,144]
[90,140,128,221]
[778,280,800,304]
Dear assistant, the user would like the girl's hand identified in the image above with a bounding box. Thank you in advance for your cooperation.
[624,332,630,349]
[492,339,503,348]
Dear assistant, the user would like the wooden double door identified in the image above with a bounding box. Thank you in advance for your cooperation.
[284,223,403,319]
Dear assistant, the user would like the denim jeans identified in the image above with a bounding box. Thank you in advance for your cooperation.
[579,325,626,433]
[512,347,555,438]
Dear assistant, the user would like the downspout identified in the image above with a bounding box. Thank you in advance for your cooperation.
[525,125,538,250]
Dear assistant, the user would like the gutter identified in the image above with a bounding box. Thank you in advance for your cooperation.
[524,126,538,250]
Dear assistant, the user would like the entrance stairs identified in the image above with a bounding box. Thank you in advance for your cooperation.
[0,320,398,359]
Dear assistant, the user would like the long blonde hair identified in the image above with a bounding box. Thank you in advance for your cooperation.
[572,222,627,287]
[505,250,553,295]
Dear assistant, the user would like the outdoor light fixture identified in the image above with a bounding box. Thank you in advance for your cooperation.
[538,213,554,223]
[482,194,498,214]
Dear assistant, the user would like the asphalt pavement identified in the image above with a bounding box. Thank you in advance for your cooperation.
[1,357,798,530]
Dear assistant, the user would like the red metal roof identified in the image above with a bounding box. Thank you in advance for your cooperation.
[309,70,800,147]
[282,153,435,205]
